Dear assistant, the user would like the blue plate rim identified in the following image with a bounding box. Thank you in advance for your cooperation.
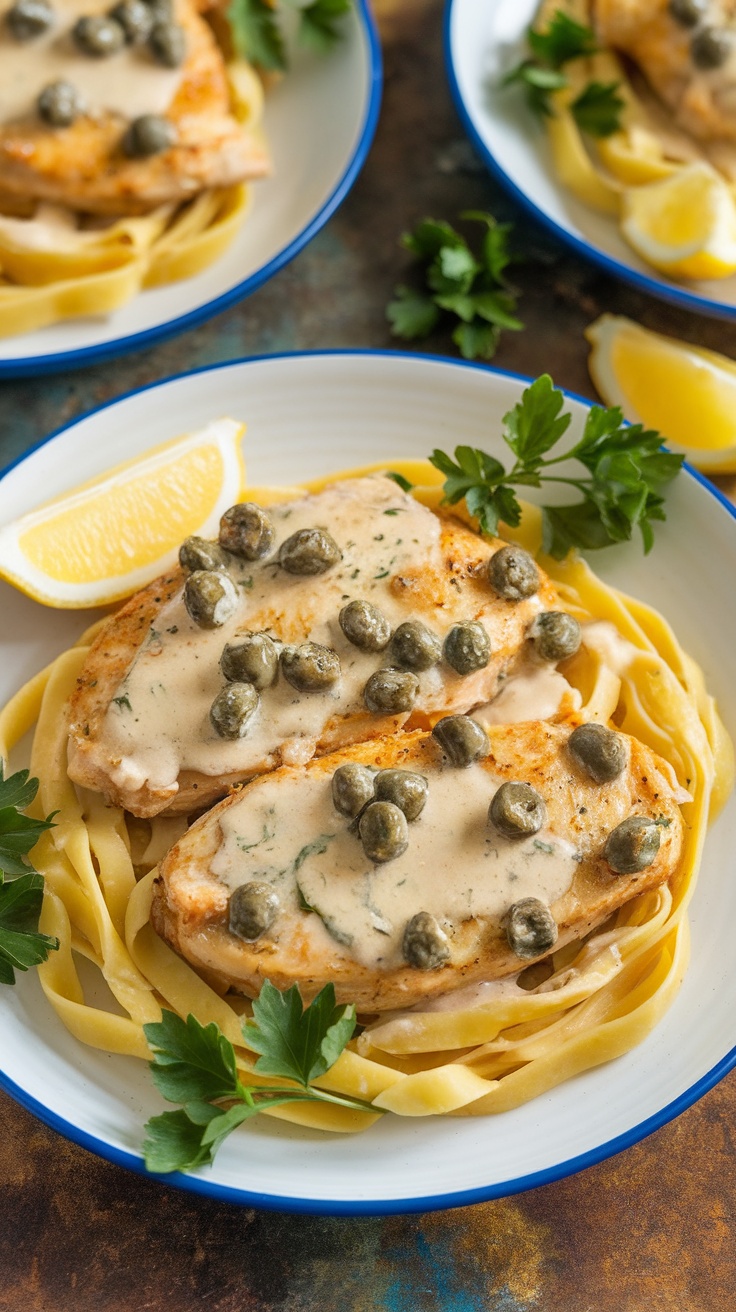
[1,346,735,1216]
[442,0,736,324]
[0,0,383,380]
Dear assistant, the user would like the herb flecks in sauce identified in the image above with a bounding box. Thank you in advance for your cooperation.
[211,760,578,970]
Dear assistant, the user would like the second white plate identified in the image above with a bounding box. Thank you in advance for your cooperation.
[445,0,736,320]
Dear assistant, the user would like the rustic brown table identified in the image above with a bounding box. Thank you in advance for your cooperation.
[1,1,736,1307]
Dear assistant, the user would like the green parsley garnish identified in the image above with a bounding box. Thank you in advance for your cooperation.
[504,9,624,137]
[387,212,523,361]
[0,765,58,986]
[429,374,683,558]
[568,80,626,139]
[227,0,351,71]
[142,980,380,1173]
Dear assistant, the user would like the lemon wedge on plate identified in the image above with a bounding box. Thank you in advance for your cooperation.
[586,314,736,472]
[620,161,736,280]
[0,417,245,608]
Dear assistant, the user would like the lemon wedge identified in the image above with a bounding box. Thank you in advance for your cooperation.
[586,314,736,472]
[620,162,736,280]
[0,417,245,608]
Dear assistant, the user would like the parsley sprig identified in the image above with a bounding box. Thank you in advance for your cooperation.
[0,766,58,986]
[227,0,351,71]
[504,9,624,138]
[387,212,523,361]
[429,375,683,558]
[142,980,379,1173]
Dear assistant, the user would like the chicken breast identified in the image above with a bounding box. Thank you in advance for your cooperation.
[67,477,565,817]
[0,0,269,214]
[150,721,685,1012]
[594,0,736,143]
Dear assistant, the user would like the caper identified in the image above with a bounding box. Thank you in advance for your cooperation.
[691,25,733,68]
[402,911,450,970]
[358,800,409,863]
[149,17,185,65]
[229,881,279,942]
[669,0,707,26]
[568,722,627,784]
[280,642,341,693]
[374,769,428,822]
[432,714,489,767]
[487,545,540,602]
[6,0,53,40]
[37,80,84,127]
[145,0,172,19]
[443,621,491,675]
[220,634,278,690]
[73,14,125,55]
[604,816,661,875]
[110,0,152,42]
[390,620,442,671]
[504,898,558,960]
[219,502,274,560]
[332,762,376,818]
[529,610,581,662]
[184,569,238,629]
[178,535,228,573]
[278,527,341,575]
[489,781,546,839]
[122,113,176,158]
[363,668,419,715]
[210,683,259,739]
[339,599,391,652]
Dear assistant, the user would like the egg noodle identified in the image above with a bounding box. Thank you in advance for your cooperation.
[0,458,732,1137]
[539,0,736,215]
[0,62,263,339]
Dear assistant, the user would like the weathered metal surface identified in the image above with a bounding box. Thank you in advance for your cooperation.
[1,0,736,1306]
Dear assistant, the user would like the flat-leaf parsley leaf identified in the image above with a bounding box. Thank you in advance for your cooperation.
[387,212,523,360]
[142,981,380,1173]
[0,765,58,986]
[504,9,623,136]
[228,0,350,69]
[429,374,683,556]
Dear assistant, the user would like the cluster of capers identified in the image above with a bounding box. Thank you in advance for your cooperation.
[331,760,453,972]
[332,760,428,862]
[339,598,492,718]
[488,544,581,663]
[179,505,349,737]
[567,721,661,873]
[496,722,661,961]
[668,0,734,69]
[5,0,185,141]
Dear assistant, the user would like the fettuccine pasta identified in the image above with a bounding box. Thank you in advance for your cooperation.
[1,459,731,1132]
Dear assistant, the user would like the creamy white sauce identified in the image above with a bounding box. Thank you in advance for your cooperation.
[0,0,183,126]
[581,621,639,676]
[210,758,581,970]
[475,662,582,727]
[98,478,546,797]
[411,977,527,1010]
[0,202,115,249]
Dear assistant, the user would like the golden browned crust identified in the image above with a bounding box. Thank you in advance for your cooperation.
[0,0,270,214]
[66,501,562,818]
[150,722,684,1012]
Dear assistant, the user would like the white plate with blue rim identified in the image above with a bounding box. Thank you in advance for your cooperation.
[1,349,735,1214]
[444,0,736,321]
[0,3,381,378]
